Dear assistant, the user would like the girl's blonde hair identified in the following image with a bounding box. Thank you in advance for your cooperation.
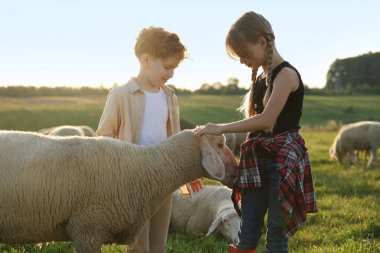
[226,11,275,118]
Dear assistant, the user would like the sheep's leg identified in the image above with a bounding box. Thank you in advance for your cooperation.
[66,218,103,253]
[366,148,377,168]
[348,149,357,166]
[355,150,362,160]
[72,239,102,253]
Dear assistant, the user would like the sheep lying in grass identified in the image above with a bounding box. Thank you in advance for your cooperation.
[329,121,380,168]
[39,125,95,137]
[0,129,237,253]
[170,185,240,243]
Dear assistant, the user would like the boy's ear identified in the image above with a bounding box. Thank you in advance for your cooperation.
[140,53,150,67]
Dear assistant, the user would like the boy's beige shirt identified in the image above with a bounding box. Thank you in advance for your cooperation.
[96,79,180,142]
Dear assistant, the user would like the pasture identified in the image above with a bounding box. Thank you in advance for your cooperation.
[0,94,380,252]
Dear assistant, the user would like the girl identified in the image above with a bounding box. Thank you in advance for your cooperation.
[195,11,317,253]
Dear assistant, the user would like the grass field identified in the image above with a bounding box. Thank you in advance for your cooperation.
[1,94,380,131]
[0,94,379,252]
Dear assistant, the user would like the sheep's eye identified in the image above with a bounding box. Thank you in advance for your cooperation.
[217,143,224,149]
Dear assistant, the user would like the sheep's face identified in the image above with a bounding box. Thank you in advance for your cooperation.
[206,209,240,243]
[330,145,344,164]
[336,151,345,164]
[330,138,344,164]
[330,150,344,164]
[219,211,240,243]
[199,134,238,187]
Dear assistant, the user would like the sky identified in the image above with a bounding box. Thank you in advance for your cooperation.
[1,0,379,91]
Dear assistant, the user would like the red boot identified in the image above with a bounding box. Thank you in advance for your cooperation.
[229,244,256,253]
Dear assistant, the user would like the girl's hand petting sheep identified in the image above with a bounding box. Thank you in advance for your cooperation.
[195,123,224,136]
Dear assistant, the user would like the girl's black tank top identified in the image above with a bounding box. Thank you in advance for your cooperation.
[249,61,304,158]
[251,61,304,135]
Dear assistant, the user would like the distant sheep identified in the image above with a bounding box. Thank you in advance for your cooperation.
[329,121,380,168]
[49,126,84,136]
[78,125,96,137]
[224,132,248,155]
[170,185,240,243]
[39,125,95,137]
[0,129,237,253]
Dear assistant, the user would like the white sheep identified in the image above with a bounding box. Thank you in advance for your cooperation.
[170,185,240,243]
[329,121,380,168]
[78,125,96,137]
[0,129,237,253]
[39,125,95,137]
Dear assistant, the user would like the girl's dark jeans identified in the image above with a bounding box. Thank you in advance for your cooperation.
[236,158,288,253]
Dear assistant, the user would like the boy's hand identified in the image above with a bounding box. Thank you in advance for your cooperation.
[188,178,203,193]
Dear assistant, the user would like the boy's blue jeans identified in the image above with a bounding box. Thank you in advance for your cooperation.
[236,158,288,253]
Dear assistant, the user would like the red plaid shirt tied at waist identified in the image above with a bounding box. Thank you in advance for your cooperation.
[231,130,318,238]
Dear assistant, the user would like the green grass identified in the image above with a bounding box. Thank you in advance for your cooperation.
[2,94,380,131]
[0,94,380,252]
[0,96,105,131]
[290,130,380,253]
[301,95,380,127]
[178,95,245,125]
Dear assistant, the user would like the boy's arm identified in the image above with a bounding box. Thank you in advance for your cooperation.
[96,89,120,138]
[171,93,181,134]
[180,179,204,196]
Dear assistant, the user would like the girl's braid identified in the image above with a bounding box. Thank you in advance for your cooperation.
[263,35,275,132]
[263,36,274,106]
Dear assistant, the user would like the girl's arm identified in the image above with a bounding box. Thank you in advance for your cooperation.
[196,68,299,136]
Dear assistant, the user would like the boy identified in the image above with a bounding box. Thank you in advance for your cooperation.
[96,27,198,253]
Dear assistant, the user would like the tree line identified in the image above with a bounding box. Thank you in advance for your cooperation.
[1,51,379,97]
[0,79,324,97]
[325,51,380,94]
[0,81,366,97]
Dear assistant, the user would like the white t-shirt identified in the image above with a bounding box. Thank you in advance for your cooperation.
[138,88,168,146]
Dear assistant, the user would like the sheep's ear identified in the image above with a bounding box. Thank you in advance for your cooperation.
[206,213,223,236]
[199,135,225,180]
